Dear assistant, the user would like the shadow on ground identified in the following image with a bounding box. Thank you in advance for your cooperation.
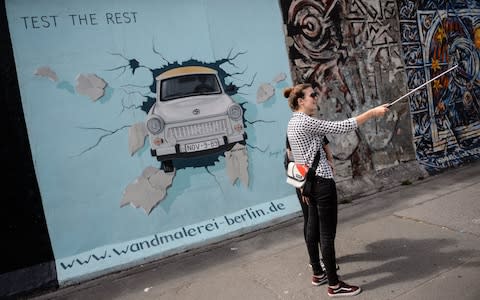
[337,238,480,290]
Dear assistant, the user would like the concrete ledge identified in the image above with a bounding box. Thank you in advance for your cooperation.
[0,261,57,298]
[336,160,429,202]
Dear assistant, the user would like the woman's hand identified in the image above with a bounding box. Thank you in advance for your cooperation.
[355,104,390,125]
[370,104,390,118]
[300,189,310,204]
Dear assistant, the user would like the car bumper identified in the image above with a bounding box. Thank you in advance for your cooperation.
[151,133,247,160]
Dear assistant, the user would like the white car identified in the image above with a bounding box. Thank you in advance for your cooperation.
[146,66,246,171]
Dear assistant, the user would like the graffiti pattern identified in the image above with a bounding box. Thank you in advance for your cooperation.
[399,0,480,173]
[280,0,414,177]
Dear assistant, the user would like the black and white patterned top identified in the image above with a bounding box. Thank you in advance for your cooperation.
[287,112,358,179]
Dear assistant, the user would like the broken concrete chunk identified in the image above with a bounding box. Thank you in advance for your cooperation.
[141,166,159,179]
[120,167,175,215]
[256,83,275,103]
[34,66,58,82]
[148,169,175,190]
[129,122,148,156]
[225,143,249,187]
[272,72,287,83]
[75,73,107,101]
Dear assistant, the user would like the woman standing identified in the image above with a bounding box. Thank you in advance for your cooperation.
[285,83,389,297]
[285,127,338,285]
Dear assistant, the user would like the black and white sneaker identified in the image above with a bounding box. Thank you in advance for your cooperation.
[327,281,361,297]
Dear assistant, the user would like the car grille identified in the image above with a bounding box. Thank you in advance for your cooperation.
[168,119,228,140]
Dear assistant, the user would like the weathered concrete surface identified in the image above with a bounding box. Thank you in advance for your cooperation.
[336,160,429,202]
[28,161,480,300]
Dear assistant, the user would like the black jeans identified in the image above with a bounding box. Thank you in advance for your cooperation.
[295,188,308,241]
[305,177,339,286]
[296,187,321,274]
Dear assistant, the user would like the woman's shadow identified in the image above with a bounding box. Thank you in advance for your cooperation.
[337,238,480,290]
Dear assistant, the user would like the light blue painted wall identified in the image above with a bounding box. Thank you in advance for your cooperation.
[6,0,298,283]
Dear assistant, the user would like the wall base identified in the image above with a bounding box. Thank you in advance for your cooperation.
[0,261,57,298]
[336,160,429,202]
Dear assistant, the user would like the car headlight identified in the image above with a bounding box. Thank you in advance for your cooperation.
[228,104,243,120]
[146,117,165,134]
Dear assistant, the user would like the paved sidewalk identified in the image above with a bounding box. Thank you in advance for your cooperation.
[30,161,480,300]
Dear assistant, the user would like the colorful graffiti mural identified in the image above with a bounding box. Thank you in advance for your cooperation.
[280,0,416,179]
[399,0,480,173]
[280,0,480,175]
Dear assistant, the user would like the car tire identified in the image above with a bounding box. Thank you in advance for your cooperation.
[162,160,175,173]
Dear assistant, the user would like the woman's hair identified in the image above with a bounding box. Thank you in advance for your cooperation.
[283,83,311,111]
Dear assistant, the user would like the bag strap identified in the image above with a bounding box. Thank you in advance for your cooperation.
[285,135,322,171]
[286,134,321,172]
[310,149,321,174]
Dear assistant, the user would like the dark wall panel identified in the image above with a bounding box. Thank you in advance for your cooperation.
[0,0,57,297]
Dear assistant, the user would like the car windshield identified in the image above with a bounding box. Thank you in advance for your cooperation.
[160,74,222,101]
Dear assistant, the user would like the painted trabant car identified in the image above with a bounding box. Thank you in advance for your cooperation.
[146,66,246,170]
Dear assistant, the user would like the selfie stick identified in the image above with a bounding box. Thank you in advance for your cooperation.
[387,64,458,107]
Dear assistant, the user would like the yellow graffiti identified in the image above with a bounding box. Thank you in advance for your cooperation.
[433,79,443,91]
[431,58,441,71]
[474,27,480,49]
[435,27,446,43]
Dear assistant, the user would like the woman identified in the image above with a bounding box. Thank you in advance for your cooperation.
[285,132,339,286]
[285,83,389,297]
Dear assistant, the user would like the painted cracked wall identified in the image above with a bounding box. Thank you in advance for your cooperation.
[280,0,480,176]
[5,0,298,284]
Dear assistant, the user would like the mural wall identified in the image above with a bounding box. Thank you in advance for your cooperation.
[279,0,480,176]
[5,0,298,284]
[398,0,480,172]
[5,0,480,292]
[279,0,417,182]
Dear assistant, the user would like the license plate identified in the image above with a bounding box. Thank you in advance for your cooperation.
[185,139,220,152]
